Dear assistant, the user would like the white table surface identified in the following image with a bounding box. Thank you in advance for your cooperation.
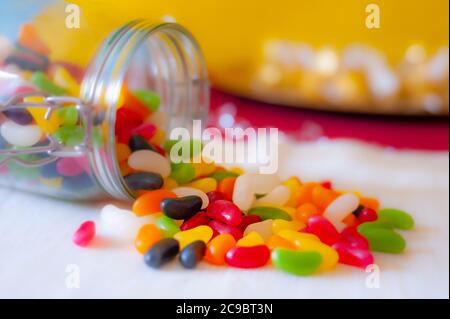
[0,139,448,299]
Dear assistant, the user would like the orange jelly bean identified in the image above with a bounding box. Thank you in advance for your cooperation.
[135,224,161,254]
[266,235,297,250]
[132,189,177,216]
[204,233,236,265]
[116,143,131,162]
[342,213,357,227]
[360,197,380,211]
[295,203,320,223]
[312,185,339,210]
[122,89,151,119]
[217,177,236,201]
[295,182,318,206]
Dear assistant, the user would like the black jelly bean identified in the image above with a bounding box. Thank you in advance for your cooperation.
[179,240,206,269]
[3,109,33,125]
[124,172,163,191]
[62,174,94,191]
[352,205,365,217]
[5,45,49,72]
[160,196,203,220]
[40,161,60,179]
[144,238,180,268]
[129,134,157,152]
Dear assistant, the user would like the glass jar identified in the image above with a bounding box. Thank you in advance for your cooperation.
[0,17,209,201]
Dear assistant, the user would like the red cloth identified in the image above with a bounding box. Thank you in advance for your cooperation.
[210,89,449,151]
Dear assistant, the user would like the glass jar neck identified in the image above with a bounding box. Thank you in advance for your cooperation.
[81,20,209,200]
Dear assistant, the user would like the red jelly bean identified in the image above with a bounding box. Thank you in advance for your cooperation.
[206,191,224,203]
[73,221,95,247]
[180,212,210,231]
[208,220,243,240]
[115,107,143,132]
[237,215,262,233]
[332,242,374,268]
[307,215,341,246]
[340,226,369,249]
[131,123,157,140]
[207,200,243,226]
[225,245,271,268]
[358,208,378,223]
[321,181,333,189]
[300,226,313,233]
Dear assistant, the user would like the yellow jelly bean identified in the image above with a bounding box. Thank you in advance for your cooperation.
[191,158,216,177]
[52,66,80,97]
[149,128,166,146]
[278,230,338,271]
[282,177,302,207]
[272,219,305,234]
[163,177,178,190]
[236,231,265,247]
[186,177,218,193]
[229,166,245,175]
[25,96,60,133]
[39,177,63,188]
[173,225,213,250]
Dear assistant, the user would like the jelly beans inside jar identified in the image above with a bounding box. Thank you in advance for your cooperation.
[0,21,209,200]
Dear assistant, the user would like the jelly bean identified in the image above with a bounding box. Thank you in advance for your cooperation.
[359,197,380,211]
[225,245,270,268]
[144,238,179,268]
[73,221,95,247]
[128,150,171,177]
[17,23,50,55]
[229,166,245,175]
[24,96,61,133]
[160,196,203,220]
[210,170,239,182]
[124,172,164,191]
[133,90,161,112]
[149,129,166,146]
[248,206,292,221]
[115,143,132,162]
[204,234,236,265]
[191,159,217,178]
[272,249,322,276]
[207,200,243,226]
[208,220,243,240]
[243,219,273,241]
[255,185,291,206]
[295,182,318,206]
[307,215,341,246]
[100,204,153,239]
[332,242,374,268]
[342,213,358,227]
[156,215,180,238]
[236,231,265,247]
[56,157,85,177]
[180,212,210,231]
[174,225,213,250]
[323,193,360,232]
[206,191,225,203]
[251,174,281,195]
[164,139,203,161]
[131,123,157,140]
[321,180,333,189]
[133,189,177,216]
[187,177,217,194]
[217,176,236,201]
[30,71,66,95]
[39,176,63,188]
[3,108,33,125]
[173,187,209,209]
[115,107,142,134]
[179,240,206,269]
[312,185,339,210]
[340,226,369,249]
[357,220,394,234]
[360,228,406,254]
[0,121,42,147]
[266,235,297,250]
[357,207,378,223]
[237,214,262,233]
[52,66,80,96]
[278,229,321,244]
[134,224,161,254]
[378,208,415,230]
[53,126,84,147]
[163,177,178,190]
[295,203,319,223]
[282,176,302,207]
[170,162,196,184]
[122,91,152,119]
[56,106,78,126]
[272,219,305,235]
[119,162,133,177]
[351,205,365,217]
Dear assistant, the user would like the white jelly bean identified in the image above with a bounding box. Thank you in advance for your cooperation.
[128,150,171,177]
[0,120,42,147]
[172,186,209,209]
[251,174,281,195]
[255,185,291,206]
[232,173,255,211]
[244,219,273,241]
[323,193,360,231]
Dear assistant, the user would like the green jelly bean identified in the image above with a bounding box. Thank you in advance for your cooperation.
[362,228,406,254]
[56,106,78,126]
[53,126,85,147]
[170,162,196,184]
[248,206,292,221]
[7,160,40,180]
[357,220,393,234]
[164,139,203,160]
[156,215,180,238]
[272,249,322,276]
[31,72,66,95]
[92,127,104,148]
[210,171,239,182]
[133,90,160,112]
[378,208,415,230]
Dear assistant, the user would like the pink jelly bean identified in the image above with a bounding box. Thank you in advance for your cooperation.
[332,242,374,268]
[340,226,369,249]
[207,200,243,226]
[206,191,225,203]
[237,214,262,233]
[74,156,91,174]
[208,220,243,240]
[56,158,85,177]
[0,165,8,174]
[131,123,157,140]
[358,208,378,223]
[73,221,95,247]
[307,215,341,245]
[180,212,210,231]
